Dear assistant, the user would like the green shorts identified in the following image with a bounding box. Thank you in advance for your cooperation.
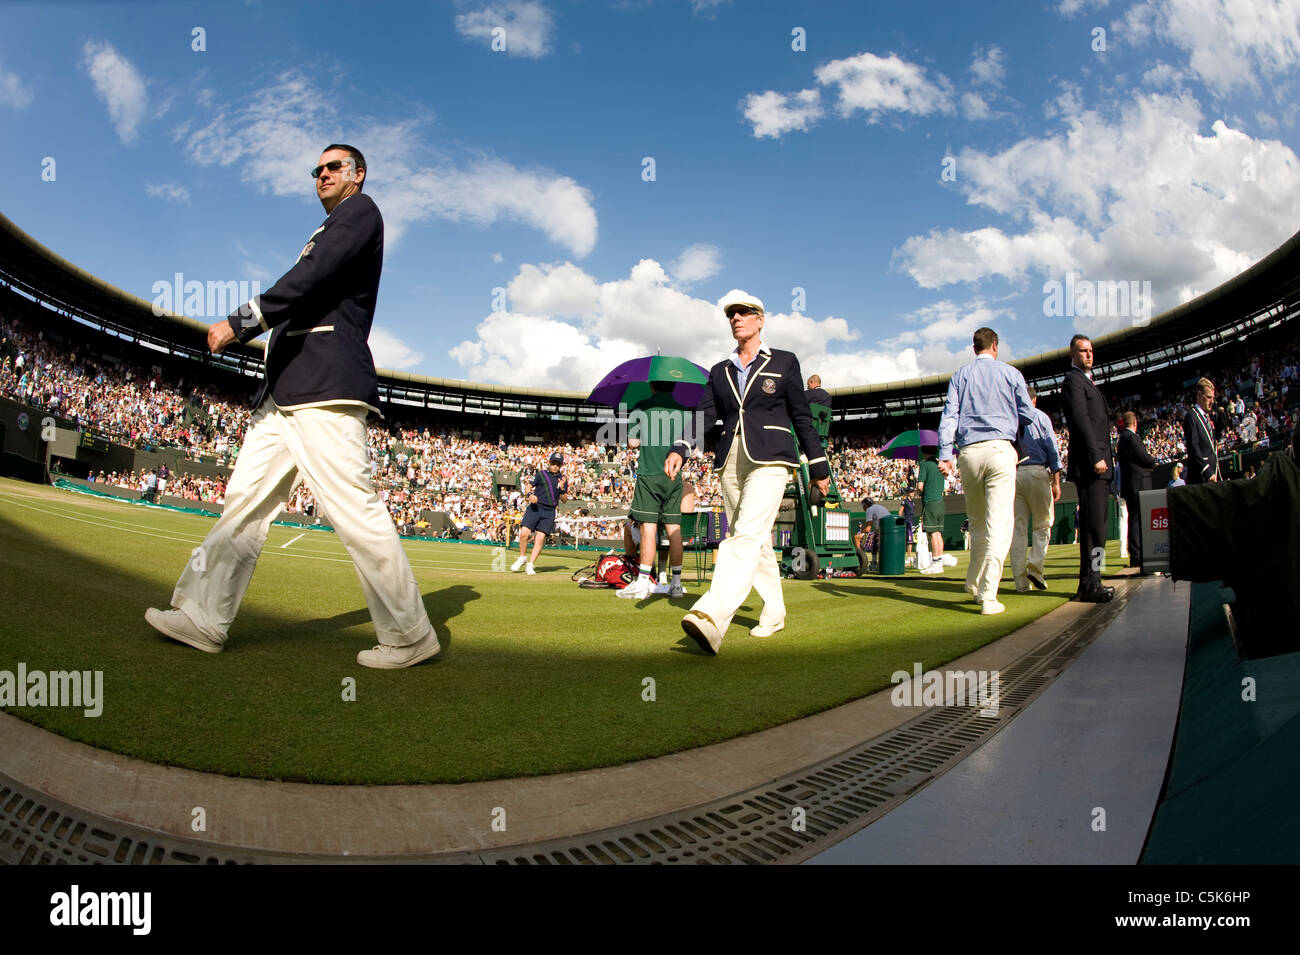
[922,499,944,533]
[629,473,683,526]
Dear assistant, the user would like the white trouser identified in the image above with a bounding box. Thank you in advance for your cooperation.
[1011,464,1054,584]
[958,440,1018,604]
[690,443,791,637]
[172,400,432,647]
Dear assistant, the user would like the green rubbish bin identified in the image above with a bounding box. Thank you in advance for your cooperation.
[879,516,906,576]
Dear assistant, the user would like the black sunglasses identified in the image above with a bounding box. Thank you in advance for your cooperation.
[311,159,355,180]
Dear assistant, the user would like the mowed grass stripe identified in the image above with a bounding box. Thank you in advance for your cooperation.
[0,477,1104,784]
[0,484,552,572]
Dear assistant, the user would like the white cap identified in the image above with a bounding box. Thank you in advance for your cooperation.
[719,290,764,318]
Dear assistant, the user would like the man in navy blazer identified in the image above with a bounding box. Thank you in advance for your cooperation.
[1060,334,1114,602]
[146,144,439,669]
[1182,377,1220,485]
[665,292,830,654]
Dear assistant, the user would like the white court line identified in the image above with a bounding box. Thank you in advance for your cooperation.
[0,488,570,573]
[280,533,305,548]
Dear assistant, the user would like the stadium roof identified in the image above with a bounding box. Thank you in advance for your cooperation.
[3,207,1299,422]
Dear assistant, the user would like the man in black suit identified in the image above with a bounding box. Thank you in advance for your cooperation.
[1116,410,1156,572]
[665,293,830,654]
[804,374,833,448]
[1182,377,1220,484]
[1060,334,1114,602]
[147,144,439,669]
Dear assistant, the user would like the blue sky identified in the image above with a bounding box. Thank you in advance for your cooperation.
[3,0,1300,392]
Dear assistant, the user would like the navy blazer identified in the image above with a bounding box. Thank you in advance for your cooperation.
[1182,406,1219,484]
[227,193,383,413]
[673,346,829,480]
[1061,365,1113,482]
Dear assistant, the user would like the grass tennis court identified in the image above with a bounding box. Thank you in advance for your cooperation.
[0,477,1113,784]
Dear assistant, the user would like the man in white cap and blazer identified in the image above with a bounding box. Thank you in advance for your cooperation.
[664,292,831,655]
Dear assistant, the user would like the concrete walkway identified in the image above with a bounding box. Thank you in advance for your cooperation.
[808,574,1188,864]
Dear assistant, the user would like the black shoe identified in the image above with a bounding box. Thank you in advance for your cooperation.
[1077,587,1114,603]
[1027,572,1047,590]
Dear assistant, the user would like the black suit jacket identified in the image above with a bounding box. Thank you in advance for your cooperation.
[227,193,384,413]
[1061,366,1112,482]
[673,346,829,480]
[1183,405,1219,484]
[805,387,832,408]
[1117,428,1156,495]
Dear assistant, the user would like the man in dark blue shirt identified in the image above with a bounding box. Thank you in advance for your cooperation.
[512,452,568,575]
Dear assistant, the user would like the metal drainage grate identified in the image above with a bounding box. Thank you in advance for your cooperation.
[481,587,1134,865]
[0,589,1132,866]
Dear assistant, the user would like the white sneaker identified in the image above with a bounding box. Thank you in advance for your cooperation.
[525,563,536,575]
[511,556,526,572]
[357,629,442,669]
[618,577,653,599]
[980,600,1006,615]
[146,607,223,653]
[681,611,722,655]
[750,620,785,637]
[919,564,944,575]
[941,554,958,567]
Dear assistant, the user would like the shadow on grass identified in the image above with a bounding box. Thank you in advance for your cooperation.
[0,509,479,654]
[286,584,481,655]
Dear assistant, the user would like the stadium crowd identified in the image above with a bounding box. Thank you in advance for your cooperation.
[4,306,1298,545]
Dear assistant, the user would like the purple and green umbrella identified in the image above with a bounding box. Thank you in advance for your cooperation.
[587,355,710,408]
[880,429,940,461]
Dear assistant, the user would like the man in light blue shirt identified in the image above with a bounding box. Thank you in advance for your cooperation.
[1011,386,1063,592]
[937,327,1036,614]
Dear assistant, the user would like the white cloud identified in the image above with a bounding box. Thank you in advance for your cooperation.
[0,61,33,109]
[893,89,1300,335]
[888,299,1016,349]
[508,261,601,316]
[670,243,722,286]
[451,258,863,390]
[961,92,993,120]
[799,300,1024,386]
[691,0,733,15]
[145,182,190,203]
[369,326,425,371]
[1141,61,1186,88]
[1118,0,1300,94]
[1058,0,1111,16]
[743,50,967,137]
[491,251,504,263]
[742,89,823,138]
[454,1,555,58]
[969,47,1006,87]
[815,52,956,121]
[82,40,148,144]
[180,72,597,254]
